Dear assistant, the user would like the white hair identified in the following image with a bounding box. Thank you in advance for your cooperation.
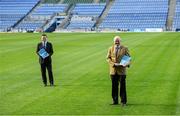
[113,36,121,42]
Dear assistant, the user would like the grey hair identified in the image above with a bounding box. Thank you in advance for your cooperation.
[113,36,121,42]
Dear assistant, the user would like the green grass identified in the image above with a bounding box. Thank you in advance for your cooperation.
[0,32,180,115]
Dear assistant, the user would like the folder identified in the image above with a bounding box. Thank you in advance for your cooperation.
[38,48,49,59]
[120,55,131,66]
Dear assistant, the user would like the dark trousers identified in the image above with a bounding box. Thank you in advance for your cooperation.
[40,62,54,85]
[111,74,127,104]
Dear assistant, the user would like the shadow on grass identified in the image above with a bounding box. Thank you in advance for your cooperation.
[43,84,58,87]
[127,103,176,107]
[109,103,177,108]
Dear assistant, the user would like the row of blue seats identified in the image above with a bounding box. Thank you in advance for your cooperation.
[0,0,39,30]
[41,4,67,6]
[106,15,167,17]
[109,11,168,13]
[104,19,167,21]
[36,6,67,9]
[32,4,67,16]
[0,2,38,4]
[35,7,66,9]
[99,25,166,28]
[73,14,105,16]
[0,4,36,6]
[110,9,168,11]
[16,23,44,30]
[118,0,168,1]
[100,23,166,26]
[105,16,167,18]
[114,3,168,5]
[0,21,18,29]
[111,7,168,9]
[107,13,167,15]
[112,6,168,10]
[72,4,105,16]
[100,0,168,30]
[104,18,166,22]
[68,23,94,26]
[109,10,168,12]
[100,24,165,27]
[99,26,166,29]
[107,16,168,18]
[116,3,168,4]
[0,14,24,17]
[1,12,32,14]
[1,7,36,10]
[110,8,168,10]
[1,0,37,1]
[113,2,167,3]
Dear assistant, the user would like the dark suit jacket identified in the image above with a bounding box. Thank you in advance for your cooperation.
[36,42,53,64]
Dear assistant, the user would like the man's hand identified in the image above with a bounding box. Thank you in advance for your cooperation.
[114,63,121,67]
[120,62,131,67]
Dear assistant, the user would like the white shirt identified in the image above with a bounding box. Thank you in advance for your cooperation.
[42,41,47,48]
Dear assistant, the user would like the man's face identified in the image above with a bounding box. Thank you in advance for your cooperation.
[41,36,47,42]
[115,38,120,45]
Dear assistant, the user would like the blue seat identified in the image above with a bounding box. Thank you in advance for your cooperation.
[0,0,40,30]
[99,0,168,30]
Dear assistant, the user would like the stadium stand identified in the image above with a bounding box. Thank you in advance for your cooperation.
[66,3,106,30]
[173,0,180,30]
[15,4,68,32]
[1,0,180,32]
[0,0,40,31]
[99,0,169,31]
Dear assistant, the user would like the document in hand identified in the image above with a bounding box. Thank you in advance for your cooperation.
[38,48,49,59]
[120,55,131,66]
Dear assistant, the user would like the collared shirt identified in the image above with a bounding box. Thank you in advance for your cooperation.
[42,41,47,48]
[114,45,120,55]
[114,45,120,63]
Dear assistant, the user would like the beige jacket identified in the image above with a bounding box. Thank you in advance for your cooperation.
[107,45,130,75]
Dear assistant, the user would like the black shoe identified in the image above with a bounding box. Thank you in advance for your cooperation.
[111,101,118,105]
[50,84,54,86]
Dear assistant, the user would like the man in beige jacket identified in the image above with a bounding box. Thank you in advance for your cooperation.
[107,36,131,106]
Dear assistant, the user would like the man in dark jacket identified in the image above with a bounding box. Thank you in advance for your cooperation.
[36,34,54,87]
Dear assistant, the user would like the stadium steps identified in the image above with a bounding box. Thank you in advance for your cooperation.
[13,0,41,29]
[56,14,72,30]
[56,4,75,29]
[42,14,57,32]
[166,0,177,31]
[95,0,114,28]
[94,0,100,3]
[59,0,65,4]
[40,3,69,31]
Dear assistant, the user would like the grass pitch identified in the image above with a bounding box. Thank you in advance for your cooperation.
[0,32,180,115]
